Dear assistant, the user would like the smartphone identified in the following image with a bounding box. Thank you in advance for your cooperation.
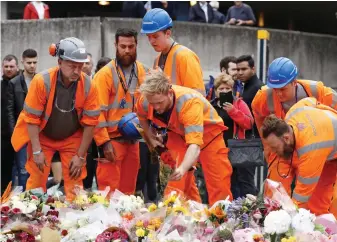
[220,92,234,107]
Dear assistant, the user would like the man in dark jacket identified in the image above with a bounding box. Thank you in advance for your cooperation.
[1,54,19,194]
[189,1,214,23]
[209,1,225,24]
[237,55,263,138]
[7,49,38,190]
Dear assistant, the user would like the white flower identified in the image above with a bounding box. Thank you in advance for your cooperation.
[11,200,26,212]
[25,203,37,214]
[60,219,77,230]
[77,217,89,228]
[158,202,164,208]
[10,196,20,202]
[264,209,291,234]
[291,208,316,233]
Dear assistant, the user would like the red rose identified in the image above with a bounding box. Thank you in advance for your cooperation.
[46,197,55,204]
[1,206,10,215]
[27,234,35,242]
[61,230,68,236]
[46,210,59,217]
[11,208,22,215]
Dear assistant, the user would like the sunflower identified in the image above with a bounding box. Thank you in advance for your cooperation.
[163,195,177,207]
[173,206,188,215]
[148,203,157,212]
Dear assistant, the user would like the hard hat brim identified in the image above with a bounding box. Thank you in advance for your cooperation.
[267,81,289,89]
[140,22,173,34]
[60,55,89,63]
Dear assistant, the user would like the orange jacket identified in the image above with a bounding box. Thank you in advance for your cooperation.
[11,67,100,152]
[285,97,337,209]
[252,79,337,161]
[93,60,148,146]
[153,44,206,96]
[135,85,226,149]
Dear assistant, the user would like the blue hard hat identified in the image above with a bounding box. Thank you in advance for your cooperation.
[141,8,173,34]
[267,57,298,88]
[118,113,142,140]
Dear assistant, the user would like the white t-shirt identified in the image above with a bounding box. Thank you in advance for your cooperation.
[31,1,45,19]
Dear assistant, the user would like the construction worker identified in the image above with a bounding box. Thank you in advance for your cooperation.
[93,28,148,195]
[140,8,205,96]
[260,97,337,216]
[141,8,206,201]
[135,69,233,205]
[11,37,100,200]
[252,57,337,194]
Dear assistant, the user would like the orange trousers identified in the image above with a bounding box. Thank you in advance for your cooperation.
[165,133,233,206]
[96,140,140,195]
[26,130,86,201]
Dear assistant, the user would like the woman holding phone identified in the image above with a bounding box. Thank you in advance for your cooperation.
[211,73,257,198]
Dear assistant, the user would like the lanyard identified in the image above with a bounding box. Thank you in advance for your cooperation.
[159,41,176,70]
[115,59,137,95]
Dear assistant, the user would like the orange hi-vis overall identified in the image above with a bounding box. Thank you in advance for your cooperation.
[252,79,337,194]
[153,43,206,96]
[136,85,233,205]
[11,67,100,201]
[93,60,148,195]
[282,97,337,216]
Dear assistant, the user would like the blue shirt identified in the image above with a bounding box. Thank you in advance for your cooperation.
[225,3,256,24]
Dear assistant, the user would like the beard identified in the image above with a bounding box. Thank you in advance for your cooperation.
[281,140,295,159]
[116,50,137,67]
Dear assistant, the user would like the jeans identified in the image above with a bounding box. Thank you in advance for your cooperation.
[136,142,159,202]
[12,144,29,190]
[231,166,258,199]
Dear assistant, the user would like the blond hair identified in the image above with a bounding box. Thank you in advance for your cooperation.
[140,69,171,96]
[214,73,234,90]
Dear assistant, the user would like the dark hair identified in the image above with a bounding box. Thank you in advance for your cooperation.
[22,49,37,59]
[95,57,112,73]
[2,54,18,65]
[261,114,290,139]
[115,28,138,44]
[237,55,255,68]
[219,56,237,72]
[87,53,92,58]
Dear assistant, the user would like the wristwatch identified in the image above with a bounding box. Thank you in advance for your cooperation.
[33,150,42,155]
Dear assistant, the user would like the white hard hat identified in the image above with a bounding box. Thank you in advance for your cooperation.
[209,1,219,9]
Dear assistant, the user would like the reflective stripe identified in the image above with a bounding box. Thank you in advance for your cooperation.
[293,192,310,203]
[297,140,335,158]
[97,121,107,128]
[23,103,43,116]
[176,93,198,113]
[104,62,123,111]
[331,89,337,108]
[195,88,206,97]
[40,70,51,101]
[185,125,203,134]
[266,88,274,113]
[106,121,119,127]
[107,101,132,110]
[308,80,318,98]
[101,105,108,111]
[142,64,150,73]
[84,74,91,98]
[285,106,316,121]
[83,109,100,117]
[142,99,149,113]
[44,113,50,122]
[171,46,187,84]
[297,175,320,185]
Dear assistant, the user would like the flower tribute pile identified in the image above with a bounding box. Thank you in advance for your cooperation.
[0,180,337,242]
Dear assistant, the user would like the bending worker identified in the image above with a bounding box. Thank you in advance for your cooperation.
[135,69,233,205]
[260,97,337,216]
[93,28,148,195]
[252,57,337,194]
[141,8,206,201]
[11,37,100,200]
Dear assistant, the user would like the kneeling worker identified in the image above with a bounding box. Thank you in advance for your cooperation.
[261,97,337,216]
[135,69,233,205]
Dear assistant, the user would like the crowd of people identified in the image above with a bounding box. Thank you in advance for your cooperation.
[1,7,337,218]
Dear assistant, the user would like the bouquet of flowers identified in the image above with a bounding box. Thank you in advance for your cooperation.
[205,202,228,227]
[95,227,131,242]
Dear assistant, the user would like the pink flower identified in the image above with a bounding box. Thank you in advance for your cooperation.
[1,206,10,215]
[205,227,214,234]
[11,208,22,215]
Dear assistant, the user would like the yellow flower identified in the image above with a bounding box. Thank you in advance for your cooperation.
[173,206,188,215]
[147,225,156,231]
[164,195,177,207]
[136,228,146,237]
[166,207,172,215]
[136,220,144,227]
[148,203,157,212]
[149,218,162,230]
[281,237,296,242]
